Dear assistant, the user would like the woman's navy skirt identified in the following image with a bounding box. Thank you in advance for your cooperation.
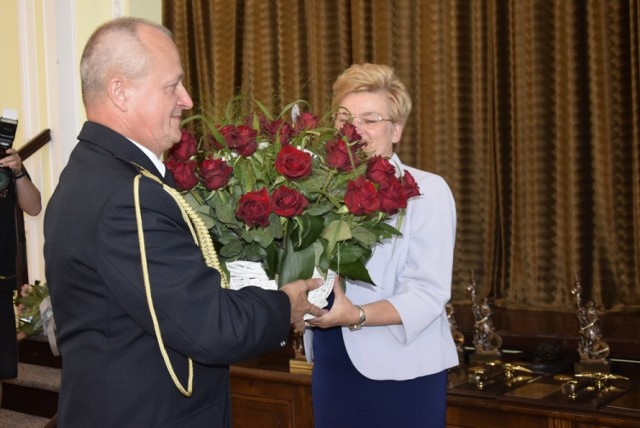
[312,325,447,428]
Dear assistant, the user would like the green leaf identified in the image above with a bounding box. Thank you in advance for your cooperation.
[304,198,333,216]
[351,225,378,246]
[183,191,200,208]
[208,126,228,149]
[272,175,286,187]
[253,151,264,165]
[363,221,402,238]
[211,197,238,224]
[331,243,368,264]
[278,240,316,286]
[313,240,328,269]
[293,213,324,250]
[220,240,243,258]
[264,243,278,280]
[249,226,275,247]
[332,260,375,285]
[268,213,284,238]
[239,227,253,242]
[254,99,275,121]
[322,219,352,256]
[194,206,215,229]
[236,158,257,192]
[245,242,268,261]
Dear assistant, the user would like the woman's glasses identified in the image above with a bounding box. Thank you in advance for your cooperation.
[332,109,393,129]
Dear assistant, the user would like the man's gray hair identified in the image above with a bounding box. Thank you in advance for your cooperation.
[80,17,173,106]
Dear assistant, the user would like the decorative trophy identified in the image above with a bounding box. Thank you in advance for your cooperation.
[468,360,533,390]
[570,274,610,374]
[446,302,466,364]
[467,271,502,363]
[557,372,628,400]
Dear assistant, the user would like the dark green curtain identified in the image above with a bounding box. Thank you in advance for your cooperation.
[163,0,640,314]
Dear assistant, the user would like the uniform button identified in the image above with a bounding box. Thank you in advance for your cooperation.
[280,341,286,347]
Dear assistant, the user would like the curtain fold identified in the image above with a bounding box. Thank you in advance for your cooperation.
[163,0,640,313]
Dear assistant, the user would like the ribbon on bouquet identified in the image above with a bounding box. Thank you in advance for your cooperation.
[227,261,278,290]
[226,260,335,320]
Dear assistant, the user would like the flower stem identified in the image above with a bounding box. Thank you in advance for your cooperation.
[315,169,340,209]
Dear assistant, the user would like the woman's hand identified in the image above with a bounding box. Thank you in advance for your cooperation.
[307,276,362,329]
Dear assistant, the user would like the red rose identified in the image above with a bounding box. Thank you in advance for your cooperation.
[199,158,233,191]
[203,133,225,152]
[275,145,313,180]
[271,185,308,217]
[219,124,258,157]
[165,159,198,191]
[168,129,198,161]
[236,188,271,227]
[378,176,408,215]
[338,123,361,143]
[344,176,380,215]
[401,171,421,198]
[265,119,294,145]
[294,112,319,133]
[325,138,359,172]
[218,125,236,147]
[255,114,270,133]
[367,156,397,185]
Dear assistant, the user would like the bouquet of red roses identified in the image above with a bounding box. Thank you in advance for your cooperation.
[165,98,420,287]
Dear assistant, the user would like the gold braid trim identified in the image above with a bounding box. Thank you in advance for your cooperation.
[133,169,229,398]
[136,169,228,288]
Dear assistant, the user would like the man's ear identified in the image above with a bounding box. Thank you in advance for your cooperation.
[107,78,128,112]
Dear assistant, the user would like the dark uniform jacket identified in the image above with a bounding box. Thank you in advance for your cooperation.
[45,121,290,427]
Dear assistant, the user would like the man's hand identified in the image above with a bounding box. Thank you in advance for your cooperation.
[280,278,324,332]
[0,148,23,175]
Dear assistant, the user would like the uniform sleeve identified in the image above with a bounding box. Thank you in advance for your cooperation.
[95,177,291,364]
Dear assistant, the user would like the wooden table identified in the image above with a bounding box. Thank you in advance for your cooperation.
[230,348,640,428]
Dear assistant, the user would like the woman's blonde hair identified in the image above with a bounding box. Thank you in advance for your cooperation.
[331,63,412,125]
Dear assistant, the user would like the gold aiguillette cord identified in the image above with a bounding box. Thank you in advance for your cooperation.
[133,168,228,397]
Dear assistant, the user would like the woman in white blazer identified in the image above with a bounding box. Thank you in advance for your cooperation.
[307,63,458,428]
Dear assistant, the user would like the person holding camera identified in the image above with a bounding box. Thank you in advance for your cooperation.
[0,147,41,397]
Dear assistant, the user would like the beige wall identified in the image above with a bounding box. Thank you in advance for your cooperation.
[0,0,161,149]
[0,1,23,144]
[0,0,162,284]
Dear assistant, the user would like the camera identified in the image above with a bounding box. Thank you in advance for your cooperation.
[0,108,19,192]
